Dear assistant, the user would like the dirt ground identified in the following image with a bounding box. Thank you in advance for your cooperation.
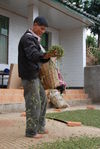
[0,106,100,149]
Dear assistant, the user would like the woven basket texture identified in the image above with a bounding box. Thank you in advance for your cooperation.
[40,60,60,89]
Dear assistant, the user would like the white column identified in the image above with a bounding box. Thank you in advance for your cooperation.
[83,28,87,67]
[28,4,39,28]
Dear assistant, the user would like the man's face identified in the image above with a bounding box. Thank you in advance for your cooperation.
[33,23,46,37]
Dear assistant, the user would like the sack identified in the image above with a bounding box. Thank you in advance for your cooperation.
[47,89,68,108]
[40,60,60,89]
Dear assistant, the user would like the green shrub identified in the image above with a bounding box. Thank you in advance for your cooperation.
[89,47,100,64]
[48,45,64,59]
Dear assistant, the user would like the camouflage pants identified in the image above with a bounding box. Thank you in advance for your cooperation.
[22,78,47,137]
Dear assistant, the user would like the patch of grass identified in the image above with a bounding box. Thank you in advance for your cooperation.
[46,109,100,128]
[34,137,100,149]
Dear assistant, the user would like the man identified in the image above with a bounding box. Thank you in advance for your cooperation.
[18,16,56,138]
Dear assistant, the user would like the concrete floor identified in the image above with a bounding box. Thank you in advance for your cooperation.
[0,105,100,149]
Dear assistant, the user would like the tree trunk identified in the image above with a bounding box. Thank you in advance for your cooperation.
[98,34,100,49]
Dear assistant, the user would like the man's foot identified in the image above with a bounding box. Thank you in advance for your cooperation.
[20,112,26,117]
[26,134,43,139]
[38,129,49,134]
[33,134,43,139]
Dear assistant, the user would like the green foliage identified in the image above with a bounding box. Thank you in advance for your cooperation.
[83,0,100,47]
[84,0,100,17]
[68,0,83,8]
[86,35,97,47]
[68,0,100,47]
[30,109,100,149]
[94,51,100,64]
[34,137,100,149]
[46,109,100,128]
[92,48,100,64]
[48,45,64,59]
[88,47,100,64]
[83,0,91,11]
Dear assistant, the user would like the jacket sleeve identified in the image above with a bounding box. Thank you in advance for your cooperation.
[22,36,45,63]
[40,54,50,63]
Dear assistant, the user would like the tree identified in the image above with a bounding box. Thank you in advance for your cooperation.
[67,0,100,48]
[84,0,100,16]
[83,0,100,48]
[86,35,97,48]
[67,0,83,8]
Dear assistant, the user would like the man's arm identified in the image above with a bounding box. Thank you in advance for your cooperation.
[22,36,45,63]
[22,35,58,63]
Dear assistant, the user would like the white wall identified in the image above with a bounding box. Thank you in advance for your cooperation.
[0,8,28,70]
[0,8,86,87]
[47,27,59,46]
[0,8,60,86]
[0,8,60,70]
[59,27,86,87]
[28,5,39,28]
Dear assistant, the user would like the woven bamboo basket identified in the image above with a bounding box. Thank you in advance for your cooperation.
[40,60,60,89]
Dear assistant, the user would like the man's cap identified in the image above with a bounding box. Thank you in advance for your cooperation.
[33,16,48,27]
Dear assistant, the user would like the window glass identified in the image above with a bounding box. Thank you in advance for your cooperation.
[0,15,9,64]
[41,32,48,51]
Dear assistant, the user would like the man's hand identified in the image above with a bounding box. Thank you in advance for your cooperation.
[44,50,59,59]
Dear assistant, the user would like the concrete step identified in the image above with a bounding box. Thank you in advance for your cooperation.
[65,89,85,94]
[63,89,89,100]
[65,98,92,107]
[47,89,91,108]
[0,103,25,113]
[0,89,24,104]
[0,89,91,112]
[0,89,24,113]
[63,94,88,100]
[0,89,89,104]
[47,98,92,108]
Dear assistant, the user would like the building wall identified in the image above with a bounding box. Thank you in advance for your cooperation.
[0,8,86,87]
[0,8,28,70]
[59,27,86,87]
[84,66,100,102]
[47,27,59,47]
[0,8,60,86]
[0,8,60,70]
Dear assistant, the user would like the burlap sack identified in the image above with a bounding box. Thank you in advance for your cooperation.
[40,60,60,89]
[47,89,68,108]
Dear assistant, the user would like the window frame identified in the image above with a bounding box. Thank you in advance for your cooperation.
[41,32,49,51]
[0,15,9,64]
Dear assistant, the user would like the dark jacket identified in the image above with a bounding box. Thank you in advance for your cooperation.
[18,30,49,80]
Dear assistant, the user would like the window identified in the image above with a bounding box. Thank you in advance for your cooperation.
[41,32,49,51]
[0,15,9,64]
